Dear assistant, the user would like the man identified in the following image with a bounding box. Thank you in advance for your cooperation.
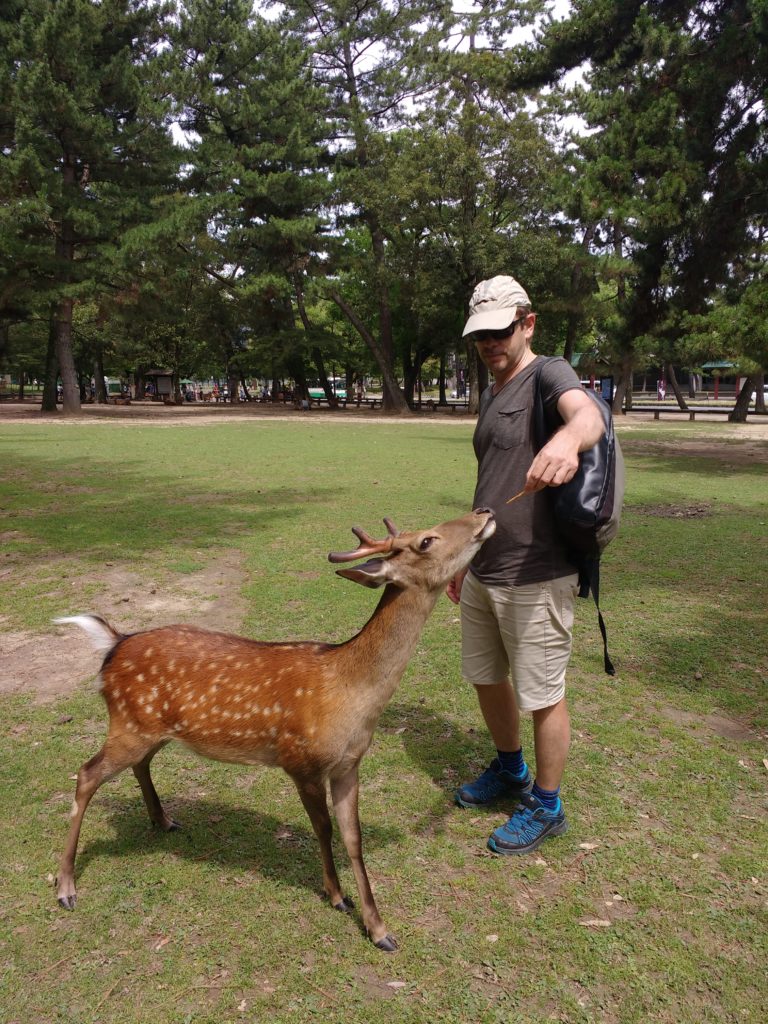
[447,275,605,855]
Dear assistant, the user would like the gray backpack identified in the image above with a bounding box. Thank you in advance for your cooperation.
[533,359,625,674]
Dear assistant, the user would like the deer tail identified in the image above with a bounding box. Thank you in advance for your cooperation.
[54,614,125,656]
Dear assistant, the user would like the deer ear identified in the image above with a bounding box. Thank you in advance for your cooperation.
[335,559,393,589]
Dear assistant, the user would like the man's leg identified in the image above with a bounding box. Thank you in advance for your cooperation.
[531,697,570,791]
[455,680,532,807]
[456,573,532,808]
[486,576,576,854]
[474,680,521,752]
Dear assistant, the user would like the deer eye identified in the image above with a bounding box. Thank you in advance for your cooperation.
[419,537,434,551]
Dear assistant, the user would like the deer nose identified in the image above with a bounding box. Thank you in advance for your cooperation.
[473,507,494,517]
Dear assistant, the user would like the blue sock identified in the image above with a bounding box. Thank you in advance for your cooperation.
[496,748,528,779]
[532,781,561,813]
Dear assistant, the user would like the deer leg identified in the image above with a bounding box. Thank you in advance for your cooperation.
[330,765,397,952]
[132,742,180,831]
[56,732,157,910]
[292,777,351,912]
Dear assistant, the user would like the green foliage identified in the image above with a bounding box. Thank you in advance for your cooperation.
[520,0,768,393]
[2,1,766,406]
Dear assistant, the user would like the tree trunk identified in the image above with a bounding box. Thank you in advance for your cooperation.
[666,361,689,411]
[134,368,147,400]
[310,347,334,403]
[55,155,81,415]
[728,375,756,423]
[41,315,59,413]
[465,344,487,415]
[54,297,80,414]
[329,289,409,413]
[438,350,447,406]
[755,372,765,414]
[368,226,405,413]
[563,223,597,365]
[611,223,632,415]
[94,353,107,403]
[612,350,634,414]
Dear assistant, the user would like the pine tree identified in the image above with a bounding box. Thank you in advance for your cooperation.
[280,0,462,412]
[2,0,179,413]
[170,0,333,402]
[507,0,768,410]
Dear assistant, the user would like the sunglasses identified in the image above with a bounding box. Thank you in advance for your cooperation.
[473,316,527,342]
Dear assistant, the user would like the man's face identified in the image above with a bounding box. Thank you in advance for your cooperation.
[473,313,534,380]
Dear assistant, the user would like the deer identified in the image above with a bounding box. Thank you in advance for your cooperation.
[53,507,496,952]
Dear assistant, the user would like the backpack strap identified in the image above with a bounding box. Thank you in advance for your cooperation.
[581,558,616,676]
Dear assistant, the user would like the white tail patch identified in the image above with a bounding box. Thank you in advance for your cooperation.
[54,615,121,656]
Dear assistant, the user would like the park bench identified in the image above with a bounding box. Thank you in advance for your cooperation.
[652,408,697,421]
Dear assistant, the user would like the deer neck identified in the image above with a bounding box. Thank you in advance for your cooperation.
[341,583,439,698]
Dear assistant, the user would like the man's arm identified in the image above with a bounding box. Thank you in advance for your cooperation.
[525,388,605,492]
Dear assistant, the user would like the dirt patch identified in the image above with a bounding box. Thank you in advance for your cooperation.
[633,503,713,518]
[351,963,405,1001]
[0,551,249,703]
[618,435,768,465]
[658,706,757,741]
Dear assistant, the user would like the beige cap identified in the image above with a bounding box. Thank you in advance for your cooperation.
[462,275,531,336]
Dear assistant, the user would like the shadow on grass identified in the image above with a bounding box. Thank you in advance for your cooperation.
[377,700,518,829]
[68,791,403,937]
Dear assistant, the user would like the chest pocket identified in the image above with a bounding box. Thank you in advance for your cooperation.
[493,406,529,449]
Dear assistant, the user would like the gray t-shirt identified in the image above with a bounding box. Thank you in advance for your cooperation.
[470,355,582,586]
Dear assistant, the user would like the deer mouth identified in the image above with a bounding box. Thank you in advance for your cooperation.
[474,511,496,542]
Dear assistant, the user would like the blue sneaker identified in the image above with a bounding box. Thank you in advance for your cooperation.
[455,759,533,808]
[487,792,568,855]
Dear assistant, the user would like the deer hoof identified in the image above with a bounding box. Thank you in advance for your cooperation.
[58,894,77,911]
[373,934,398,953]
[333,896,354,913]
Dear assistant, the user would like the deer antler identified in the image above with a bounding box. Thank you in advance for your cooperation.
[328,519,401,563]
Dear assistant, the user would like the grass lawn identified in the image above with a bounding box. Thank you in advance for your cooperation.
[0,413,766,1024]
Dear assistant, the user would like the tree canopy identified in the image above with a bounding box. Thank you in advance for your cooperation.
[1,0,765,416]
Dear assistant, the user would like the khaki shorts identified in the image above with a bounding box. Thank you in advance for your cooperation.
[460,570,579,712]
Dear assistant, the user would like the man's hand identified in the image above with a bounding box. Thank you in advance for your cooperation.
[446,568,468,605]
[525,431,580,492]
